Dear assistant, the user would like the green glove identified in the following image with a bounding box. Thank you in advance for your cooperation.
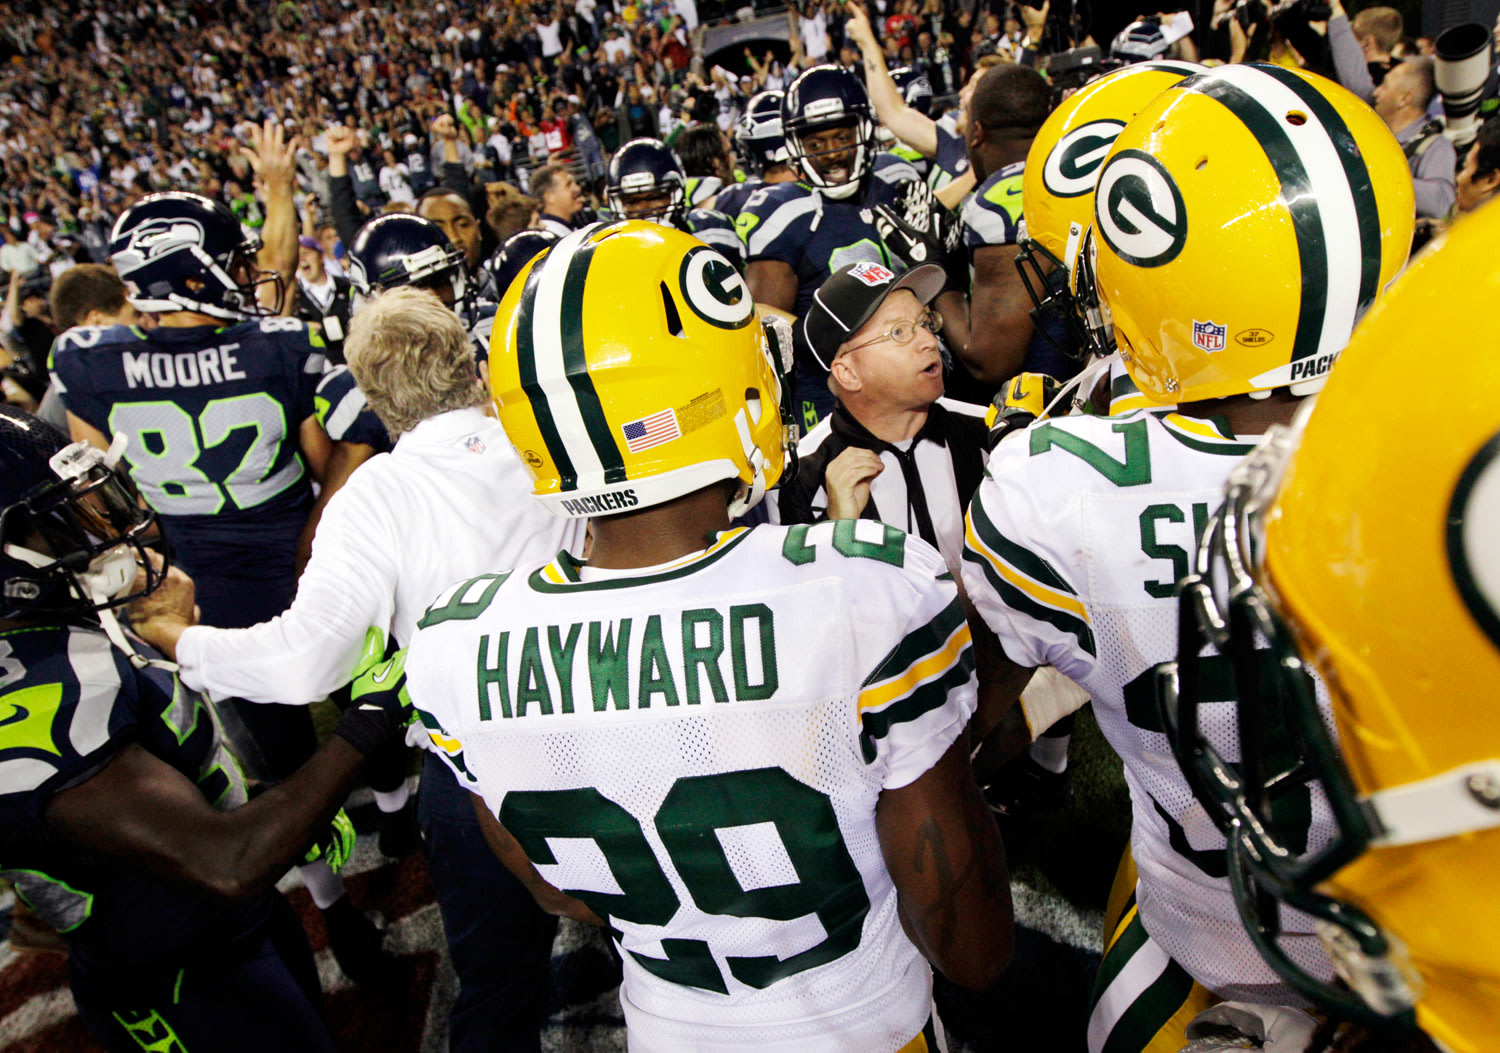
[303,808,357,873]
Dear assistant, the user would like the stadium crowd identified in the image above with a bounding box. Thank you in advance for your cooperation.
[4,0,1500,1051]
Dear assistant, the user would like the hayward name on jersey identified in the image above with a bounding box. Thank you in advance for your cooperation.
[736,176,912,317]
[406,522,975,1052]
[961,410,1336,1000]
[49,319,325,528]
[0,624,256,981]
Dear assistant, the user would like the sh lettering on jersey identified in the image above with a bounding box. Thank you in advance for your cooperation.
[473,605,778,719]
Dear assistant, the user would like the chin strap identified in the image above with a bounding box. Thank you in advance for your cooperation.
[729,407,767,519]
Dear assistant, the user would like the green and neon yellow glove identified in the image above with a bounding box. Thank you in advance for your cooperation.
[303,808,357,873]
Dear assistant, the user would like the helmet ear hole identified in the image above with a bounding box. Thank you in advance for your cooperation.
[746,388,764,425]
[660,282,685,338]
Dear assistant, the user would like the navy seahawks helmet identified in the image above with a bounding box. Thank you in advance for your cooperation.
[781,65,878,200]
[487,230,560,301]
[606,139,688,225]
[347,213,467,304]
[0,407,163,620]
[110,191,280,321]
[736,90,788,175]
[889,67,934,117]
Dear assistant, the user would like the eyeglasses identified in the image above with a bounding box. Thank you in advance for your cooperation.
[841,309,943,354]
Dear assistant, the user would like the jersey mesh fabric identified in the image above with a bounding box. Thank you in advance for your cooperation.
[408,524,974,1051]
[964,410,1337,998]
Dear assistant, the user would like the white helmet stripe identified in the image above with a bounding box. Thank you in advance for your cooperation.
[1209,64,1367,365]
[523,225,610,492]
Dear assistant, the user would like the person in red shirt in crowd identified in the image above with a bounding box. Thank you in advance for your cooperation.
[539,100,574,156]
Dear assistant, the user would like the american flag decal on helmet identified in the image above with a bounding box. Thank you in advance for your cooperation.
[622,409,681,453]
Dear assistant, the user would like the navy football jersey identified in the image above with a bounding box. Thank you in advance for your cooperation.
[682,208,744,270]
[962,162,1078,381]
[712,176,762,218]
[930,124,971,192]
[884,144,930,183]
[737,176,911,317]
[50,320,325,624]
[0,623,264,979]
[315,364,392,452]
[871,152,922,190]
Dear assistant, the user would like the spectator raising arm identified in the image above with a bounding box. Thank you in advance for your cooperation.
[242,120,301,316]
[1326,0,1376,103]
[325,125,364,254]
[846,3,940,157]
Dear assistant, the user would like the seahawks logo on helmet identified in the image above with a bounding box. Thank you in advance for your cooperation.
[1094,149,1187,268]
[1043,120,1128,198]
[1449,432,1500,649]
[114,218,206,271]
[679,246,753,330]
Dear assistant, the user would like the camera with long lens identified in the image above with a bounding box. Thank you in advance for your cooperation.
[1436,22,1494,148]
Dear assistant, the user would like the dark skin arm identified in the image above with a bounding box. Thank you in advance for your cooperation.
[941,243,1035,387]
[46,737,366,901]
[746,259,799,313]
[876,737,1013,988]
[469,792,606,926]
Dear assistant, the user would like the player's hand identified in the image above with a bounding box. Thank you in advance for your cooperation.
[126,553,198,658]
[241,119,301,193]
[824,447,884,520]
[874,180,963,274]
[333,639,416,758]
[302,808,357,873]
[844,1,877,49]
[985,372,1062,451]
[325,124,356,157]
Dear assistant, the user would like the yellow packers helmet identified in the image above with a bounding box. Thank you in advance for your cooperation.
[1085,64,1414,404]
[490,221,790,519]
[1161,202,1500,1047]
[1015,59,1202,359]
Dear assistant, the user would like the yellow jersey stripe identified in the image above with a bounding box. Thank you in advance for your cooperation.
[858,619,972,715]
[1163,413,1232,442]
[965,518,1091,623]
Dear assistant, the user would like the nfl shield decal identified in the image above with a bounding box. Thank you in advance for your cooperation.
[1192,320,1227,353]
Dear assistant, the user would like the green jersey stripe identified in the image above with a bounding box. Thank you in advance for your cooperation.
[962,548,1098,658]
[1156,424,1256,458]
[862,598,969,689]
[527,529,754,593]
[969,497,1081,599]
[858,646,974,763]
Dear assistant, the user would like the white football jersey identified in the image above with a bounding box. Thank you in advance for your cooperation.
[406,521,977,1052]
[962,409,1335,1000]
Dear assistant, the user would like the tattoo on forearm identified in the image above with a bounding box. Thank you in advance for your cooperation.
[909,783,1011,949]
